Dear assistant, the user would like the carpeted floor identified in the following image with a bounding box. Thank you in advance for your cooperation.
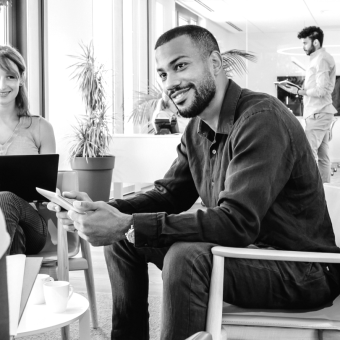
[19,292,161,340]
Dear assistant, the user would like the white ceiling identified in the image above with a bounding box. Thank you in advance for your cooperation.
[178,0,340,34]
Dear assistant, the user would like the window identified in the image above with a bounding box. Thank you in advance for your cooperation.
[175,3,198,26]
[0,2,9,45]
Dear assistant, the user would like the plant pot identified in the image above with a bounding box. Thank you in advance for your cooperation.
[70,156,115,202]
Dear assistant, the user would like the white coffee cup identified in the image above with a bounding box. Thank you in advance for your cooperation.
[29,274,54,305]
[43,281,74,313]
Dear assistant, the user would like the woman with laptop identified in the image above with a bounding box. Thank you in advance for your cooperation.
[0,45,56,255]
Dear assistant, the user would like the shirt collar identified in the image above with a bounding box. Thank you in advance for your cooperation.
[310,47,325,58]
[197,79,242,138]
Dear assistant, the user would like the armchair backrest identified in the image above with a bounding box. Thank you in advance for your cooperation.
[324,184,340,247]
[36,171,80,261]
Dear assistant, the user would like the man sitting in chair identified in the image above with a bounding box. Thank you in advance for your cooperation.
[49,25,340,340]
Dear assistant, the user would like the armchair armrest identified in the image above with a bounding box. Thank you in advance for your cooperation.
[185,332,212,340]
[211,246,340,263]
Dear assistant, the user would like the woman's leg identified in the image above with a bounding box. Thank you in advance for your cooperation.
[0,191,47,255]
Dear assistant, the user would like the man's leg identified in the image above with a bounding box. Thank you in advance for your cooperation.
[104,240,169,340]
[305,113,334,183]
[318,130,331,183]
[161,242,340,340]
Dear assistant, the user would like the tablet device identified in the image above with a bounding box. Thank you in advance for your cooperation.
[36,187,85,214]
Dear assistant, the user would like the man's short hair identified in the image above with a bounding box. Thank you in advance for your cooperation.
[297,26,324,47]
[154,25,220,59]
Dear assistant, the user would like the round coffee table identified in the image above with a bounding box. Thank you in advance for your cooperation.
[16,293,90,339]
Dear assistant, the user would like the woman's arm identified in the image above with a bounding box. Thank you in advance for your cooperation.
[39,118,56,154]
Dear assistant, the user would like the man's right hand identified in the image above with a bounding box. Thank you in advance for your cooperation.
[47,191,93,233]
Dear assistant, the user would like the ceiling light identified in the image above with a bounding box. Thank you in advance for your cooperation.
[277,45,340,56]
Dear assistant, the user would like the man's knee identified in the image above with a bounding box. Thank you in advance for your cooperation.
[162,242,214,284]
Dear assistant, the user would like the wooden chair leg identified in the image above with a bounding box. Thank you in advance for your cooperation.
[61,325,70,340]
[57,220,69,281]
[80,239,98,328]
[206,255,225,340]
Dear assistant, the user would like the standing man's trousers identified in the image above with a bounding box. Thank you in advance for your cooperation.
[104,241,340,340]
[305,112,334,183]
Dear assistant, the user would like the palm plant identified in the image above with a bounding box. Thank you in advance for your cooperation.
[221,49,257,77]
[130,49,257,132]
[68,41,112,159]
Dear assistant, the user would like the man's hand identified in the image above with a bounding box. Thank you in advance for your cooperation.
[67,201,133,246]
[47,190,132,246]
[284,85,299,95]
[47,191,92,233]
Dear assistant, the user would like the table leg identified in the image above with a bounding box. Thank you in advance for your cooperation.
[79,309,91,340]
[61,325,69,340]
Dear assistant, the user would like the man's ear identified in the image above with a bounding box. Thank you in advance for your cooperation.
[313,39,319,47]
[210,51,223,75]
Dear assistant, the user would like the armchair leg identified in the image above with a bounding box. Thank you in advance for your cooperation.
[206,255,225,340]
[80,239,98,328]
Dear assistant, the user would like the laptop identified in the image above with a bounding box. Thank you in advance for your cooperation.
[0,154,59,202]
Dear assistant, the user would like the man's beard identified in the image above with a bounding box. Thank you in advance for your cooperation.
[177,71,216,119]
[305,44,316,56]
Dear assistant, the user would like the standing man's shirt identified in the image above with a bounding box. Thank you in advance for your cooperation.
[303,48,337,119]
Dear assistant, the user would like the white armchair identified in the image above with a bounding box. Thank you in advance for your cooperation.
[206,184,340,340]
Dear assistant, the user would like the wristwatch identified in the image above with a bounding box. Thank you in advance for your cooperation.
[125,225,135,244]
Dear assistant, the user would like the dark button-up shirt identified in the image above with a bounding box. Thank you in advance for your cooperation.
[109,80,339,254]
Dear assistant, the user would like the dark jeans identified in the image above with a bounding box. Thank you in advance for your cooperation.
[104,241,340,340]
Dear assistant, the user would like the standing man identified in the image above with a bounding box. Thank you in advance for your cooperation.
[49,25,340,340]
[287,26,337,183]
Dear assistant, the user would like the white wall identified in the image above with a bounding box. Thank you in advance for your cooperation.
[44,0,93,170]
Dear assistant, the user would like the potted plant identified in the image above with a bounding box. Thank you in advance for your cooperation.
[130,49,257,133]
[68,41,115,202]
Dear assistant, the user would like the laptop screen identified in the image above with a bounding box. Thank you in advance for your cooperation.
[0,154,59,202]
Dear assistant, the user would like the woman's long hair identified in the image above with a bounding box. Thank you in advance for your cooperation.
[0,45,30,117]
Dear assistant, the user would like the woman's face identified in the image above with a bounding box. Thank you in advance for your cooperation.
[0,60,21,110]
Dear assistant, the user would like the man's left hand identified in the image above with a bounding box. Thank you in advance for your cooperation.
[284,85,299,95]
[67,201,133,246]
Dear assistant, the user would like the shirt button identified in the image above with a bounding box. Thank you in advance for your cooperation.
[212,149,216,155]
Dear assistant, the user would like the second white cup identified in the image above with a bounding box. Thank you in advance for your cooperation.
[43,281,74,313]
[30,274,54,305]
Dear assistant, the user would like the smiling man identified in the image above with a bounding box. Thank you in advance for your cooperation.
[49,25,340,340]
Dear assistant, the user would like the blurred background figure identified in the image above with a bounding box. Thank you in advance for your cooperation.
[286,26,337,183]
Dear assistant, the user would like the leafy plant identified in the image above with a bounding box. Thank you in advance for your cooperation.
[221,49,257,77]
[68,41,112,159]
[130,84,163,133]
[130,49,257,131]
